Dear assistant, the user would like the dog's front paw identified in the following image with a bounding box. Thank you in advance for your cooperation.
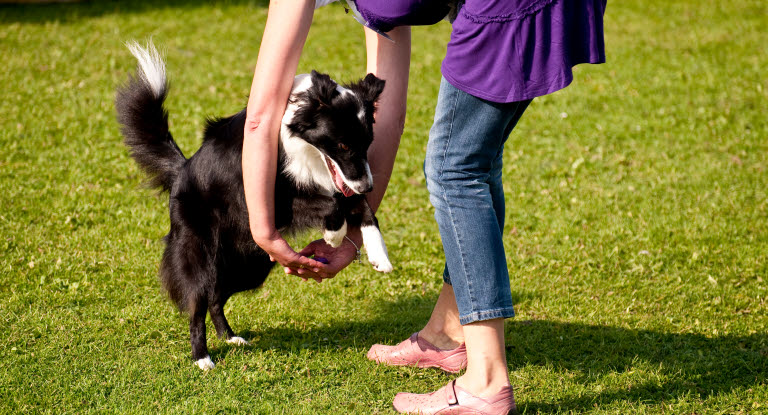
[371,258,394,273]
[323,221,347,248]
[368,246,393,273]
[361,225,393,273]
[195,356,215,371]
[226,336,249,346]
[323,232,344,248]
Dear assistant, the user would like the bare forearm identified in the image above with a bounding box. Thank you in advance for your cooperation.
[243,0,314,242]
[364,26,411,213]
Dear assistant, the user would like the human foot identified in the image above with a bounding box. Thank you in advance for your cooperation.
[367,332,467,373]
[392,379,516,414]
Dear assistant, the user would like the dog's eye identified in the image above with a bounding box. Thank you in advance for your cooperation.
[338,143,349,151]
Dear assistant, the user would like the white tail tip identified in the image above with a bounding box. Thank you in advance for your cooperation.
[126,40,166,98]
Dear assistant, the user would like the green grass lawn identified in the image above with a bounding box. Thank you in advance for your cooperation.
[1,0,766,413]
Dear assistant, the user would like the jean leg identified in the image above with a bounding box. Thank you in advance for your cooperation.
[489,99,532,233]
[425,78,530,325]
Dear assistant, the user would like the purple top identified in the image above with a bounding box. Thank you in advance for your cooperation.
[349,0,607,103]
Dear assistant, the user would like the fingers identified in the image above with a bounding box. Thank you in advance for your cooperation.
[297,244,317,257]
[300,256,326,270]
[257,234,333,280]
[285,265,336,282]
[266,241,325,272]
[282,238,360,281]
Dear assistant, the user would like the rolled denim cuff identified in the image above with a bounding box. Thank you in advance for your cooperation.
[442,266,452,285]
[459,307,515,325]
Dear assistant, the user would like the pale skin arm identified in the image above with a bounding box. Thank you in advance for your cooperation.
[242,0,327,277]
[288,26,412,280]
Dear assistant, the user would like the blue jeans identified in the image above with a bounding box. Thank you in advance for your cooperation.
[424,77,532,325]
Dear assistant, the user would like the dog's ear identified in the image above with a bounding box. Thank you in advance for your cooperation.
[349,73,386,105]
[286,71,339,134]
[307,70,339,108]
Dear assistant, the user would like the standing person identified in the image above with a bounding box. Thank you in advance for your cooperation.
[243,1,606,413]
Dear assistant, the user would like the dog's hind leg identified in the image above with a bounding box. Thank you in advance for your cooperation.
[190,294,215,370]
[208,296,248,346]
[161,232,217,370]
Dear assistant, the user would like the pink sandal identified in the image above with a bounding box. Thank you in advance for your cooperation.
[392,379,517,415]
[367,332,467,373]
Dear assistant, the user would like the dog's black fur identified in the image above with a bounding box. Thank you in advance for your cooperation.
[116,44,386,368]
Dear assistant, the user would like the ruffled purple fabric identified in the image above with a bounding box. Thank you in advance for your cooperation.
[443,0,607,102]
[351,0,607,103]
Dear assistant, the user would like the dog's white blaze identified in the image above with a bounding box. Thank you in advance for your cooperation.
[226,336,249,346]
[337,84,366,124]
[323,220,347,248]
[126,41,166,98]
[362,225,393,273]
[195,356,215,370]
[336,85,354,97]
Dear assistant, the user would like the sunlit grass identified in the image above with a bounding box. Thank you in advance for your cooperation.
[1,1,766,413]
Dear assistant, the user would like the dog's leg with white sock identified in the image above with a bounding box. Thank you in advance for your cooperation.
[358,200,393,273]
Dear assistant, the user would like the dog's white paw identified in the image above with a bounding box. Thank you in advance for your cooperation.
[362,225,393,273]
[323,233,344,248]
[195,356,215,371]
[323,221,347,248]
[372,259,394,273]
[226,336,249,346]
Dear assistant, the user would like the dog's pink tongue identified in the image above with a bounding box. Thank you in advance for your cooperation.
[334,172,355,197]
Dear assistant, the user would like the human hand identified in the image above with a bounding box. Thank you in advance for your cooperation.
[253,230,327,282]
[285,237,360,282]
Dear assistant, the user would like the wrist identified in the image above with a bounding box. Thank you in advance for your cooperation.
[343,235,362,263]
[345,227,363,247]
[251,227,280,245]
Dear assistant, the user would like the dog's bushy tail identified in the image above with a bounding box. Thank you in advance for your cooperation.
[116,41,185,191]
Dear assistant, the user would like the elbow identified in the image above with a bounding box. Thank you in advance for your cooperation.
[244,112,263,136]
[244,107,283,140]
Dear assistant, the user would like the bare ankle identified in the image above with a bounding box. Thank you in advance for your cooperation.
[419,327,463,350]
[455,373,511,397]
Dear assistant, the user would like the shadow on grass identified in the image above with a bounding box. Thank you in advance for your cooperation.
[505,320,767,412]
[218,293,766,413]
[0,0,267,23]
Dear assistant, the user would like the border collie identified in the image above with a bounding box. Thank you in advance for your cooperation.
[115,42,392,370]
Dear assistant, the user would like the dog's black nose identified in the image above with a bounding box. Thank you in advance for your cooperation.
[359,182,373,193]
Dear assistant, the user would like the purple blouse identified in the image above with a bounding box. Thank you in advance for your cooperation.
[349,0,607,103]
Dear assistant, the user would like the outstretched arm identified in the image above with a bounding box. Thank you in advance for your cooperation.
[242,0,327,277]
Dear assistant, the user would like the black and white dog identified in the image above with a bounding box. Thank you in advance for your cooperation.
[116,43,393,370]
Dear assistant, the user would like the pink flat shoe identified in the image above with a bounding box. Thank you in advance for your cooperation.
[392,379,517,415]
[367,332,467,374]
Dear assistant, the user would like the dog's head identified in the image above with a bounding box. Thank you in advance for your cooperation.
[284,70,386,196]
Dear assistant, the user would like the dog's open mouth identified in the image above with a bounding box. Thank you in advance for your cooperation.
[324,156,356,197]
